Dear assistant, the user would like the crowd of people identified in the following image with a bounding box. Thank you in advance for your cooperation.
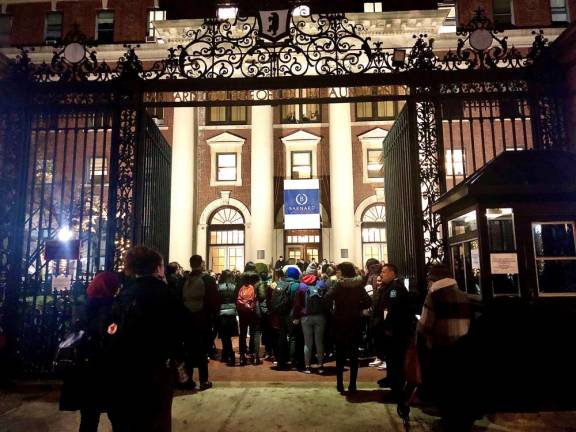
[59,246,476,432]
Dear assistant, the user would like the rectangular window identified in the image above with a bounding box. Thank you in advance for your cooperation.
[550,0,569,22]
[96,11,115,43]
[207,106,247,125]
[0,15,11,47]
[532,222,576,295]
[356,100,396,121]
[493,0,512,26]
[35,159,54,184]
[45,12,63,43]
[281,104,320,124]
[89,157,108,183]
[216,153,237,181]
[448,210,477,237]
[147,9,166,40]
[487,208,520,296]
[363,2,383,13]
[291,151,312,179]
[452,240,482,296]
[367,149,383,178]
[445,149,464,176]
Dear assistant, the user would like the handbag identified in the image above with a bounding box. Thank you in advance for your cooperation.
[404,341,422,386]
[53,330,85,375]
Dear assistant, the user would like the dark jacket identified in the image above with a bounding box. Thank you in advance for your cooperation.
[325,275,371,346]
[374,279,413,341]
[293,274,328,319]
[59,298,114,412]
[184,269,220,328]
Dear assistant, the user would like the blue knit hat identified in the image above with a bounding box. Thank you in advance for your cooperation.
[284,266,301,280]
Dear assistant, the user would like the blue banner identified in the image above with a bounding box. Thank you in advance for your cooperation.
[284,189,320,215]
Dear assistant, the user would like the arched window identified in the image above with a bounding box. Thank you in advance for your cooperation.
[208,206,245,274]
[361,204,387,265]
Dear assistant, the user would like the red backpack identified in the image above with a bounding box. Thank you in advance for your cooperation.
[237,284,257,313]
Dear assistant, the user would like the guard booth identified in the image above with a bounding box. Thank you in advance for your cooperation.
[432,150,576,410]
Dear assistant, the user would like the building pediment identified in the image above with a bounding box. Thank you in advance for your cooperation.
[358,127,388,145]
[206,131,245,147]
[281,130,321,146]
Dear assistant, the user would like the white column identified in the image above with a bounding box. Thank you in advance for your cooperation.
[250,104,274,264]
[329,99,356,264]
[169,106,196,269]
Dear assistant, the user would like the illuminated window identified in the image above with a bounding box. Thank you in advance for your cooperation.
[216,153,237,181]
[367,149,383,179]
[208,206,245,273]
[356,100,396,121]
[281,90,321,123]
[291,151,312,179]
[445,149,464,176]
[89,157,108,183]
[208,105,247,125]
[361,204,387,264]
[96,11,115,43]
[363,2,383,13]
[45,12,63,43]
[147,9,166,40]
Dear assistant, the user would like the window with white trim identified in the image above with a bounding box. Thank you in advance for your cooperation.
[216,153,237,182]
[367,149,383,179]
[550,0,569,22]
[147,9,166,40]
[45,12,63,44]
[96,11,114,43]
[363,2,382,13]
[291,151,312,179]
[532,222,576,295]
[493,0,512,26]
[445,149,464,176]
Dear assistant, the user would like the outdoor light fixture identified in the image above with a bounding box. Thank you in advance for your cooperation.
[57,226,73,242]
[217,6,238,20]
[292,5,310,17]
[392,48,406,67]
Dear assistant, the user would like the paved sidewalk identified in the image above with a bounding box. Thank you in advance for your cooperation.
[2,381,576,432]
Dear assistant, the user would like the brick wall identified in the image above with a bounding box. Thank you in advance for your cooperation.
[6,0,153,46]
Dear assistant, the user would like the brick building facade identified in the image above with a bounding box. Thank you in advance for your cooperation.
[0,0,572,272]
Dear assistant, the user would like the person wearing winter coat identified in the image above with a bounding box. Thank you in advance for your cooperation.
[325,262,372,393]
[417,264,473,432]
[59,271,122,432]
[108,246,189,432]
[217,270,239,366]
[292,268,328,374]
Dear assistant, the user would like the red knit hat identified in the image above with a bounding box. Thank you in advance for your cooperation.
[87,272,120,299]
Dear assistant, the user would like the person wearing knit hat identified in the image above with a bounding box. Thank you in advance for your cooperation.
[284,265,302,281]
[86,271,121,299]
[305,260,318,275]
[60,271,122,430]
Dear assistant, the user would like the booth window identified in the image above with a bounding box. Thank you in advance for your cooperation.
[448,210,481,297]
[487,208,520,296]
[532,222,576,295]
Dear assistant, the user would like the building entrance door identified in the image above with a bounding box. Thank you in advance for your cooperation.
[287,246,304,262]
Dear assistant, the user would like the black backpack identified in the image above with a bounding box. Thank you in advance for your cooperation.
[305,283,326,316]
[270,280,292,314]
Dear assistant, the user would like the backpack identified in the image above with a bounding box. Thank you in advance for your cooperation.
[305,283,326,316]
[236,283,257,313]
[182,274,206,313]
[270,280,292,315]
[53,330,85,375]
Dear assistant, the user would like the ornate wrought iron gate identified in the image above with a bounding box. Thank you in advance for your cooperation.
[0,86,171,373]
[0,9,568,373]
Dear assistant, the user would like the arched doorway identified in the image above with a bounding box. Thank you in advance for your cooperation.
[207,206,245,273]
[361,204,387,264]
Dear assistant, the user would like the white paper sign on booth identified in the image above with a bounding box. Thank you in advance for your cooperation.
[490,253,519,274]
